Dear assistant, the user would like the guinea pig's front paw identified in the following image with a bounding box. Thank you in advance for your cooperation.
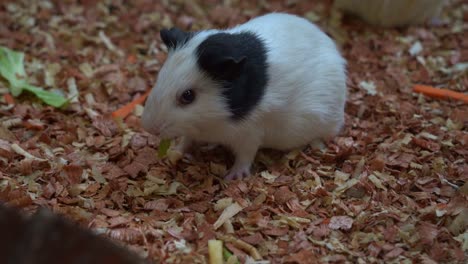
[167,137,193,164]
[224,166,251,181]
[167,149,184,164]
[172,136,192,153]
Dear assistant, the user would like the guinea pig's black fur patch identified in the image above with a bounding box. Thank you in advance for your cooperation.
[160,28,197,50]
[196,31,269,120]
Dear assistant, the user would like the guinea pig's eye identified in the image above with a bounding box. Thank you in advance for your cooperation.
[178,89,196,105]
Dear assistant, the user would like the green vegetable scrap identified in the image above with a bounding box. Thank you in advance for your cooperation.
[158,139,171,158]
[0,46,68,107]
[223,247,240,264]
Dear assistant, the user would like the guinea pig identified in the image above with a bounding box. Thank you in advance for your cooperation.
[141,13,347,180]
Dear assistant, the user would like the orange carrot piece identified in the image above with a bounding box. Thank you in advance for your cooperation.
[4,93,14,105]
[112,89,151,119]
[127,54,137,64]
[413,84,468,103]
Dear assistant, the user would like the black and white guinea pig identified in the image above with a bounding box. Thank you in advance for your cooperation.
[141,13,347,180]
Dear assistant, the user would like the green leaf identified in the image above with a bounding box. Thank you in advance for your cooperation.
[158,139,171,158]
[23,84,69,108]
[0,45,68,108]
[0,46,27,96]
[223,247,240,264]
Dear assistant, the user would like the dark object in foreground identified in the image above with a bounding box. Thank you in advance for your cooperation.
[0,203,148,264]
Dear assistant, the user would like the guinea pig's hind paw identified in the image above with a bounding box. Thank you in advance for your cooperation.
[310,139,326,151]
[167,149,184,164]
[224,167,251,181]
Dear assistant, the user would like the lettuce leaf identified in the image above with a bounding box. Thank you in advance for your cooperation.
[0,46,27,96]
[223,247,240,264]
[0,46,68,107]
[158,139,171,158]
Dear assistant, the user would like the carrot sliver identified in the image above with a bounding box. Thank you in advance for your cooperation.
[413,84,468,103]
[127,54,137,64]
[112,89,151,119]
[4,93,14,105]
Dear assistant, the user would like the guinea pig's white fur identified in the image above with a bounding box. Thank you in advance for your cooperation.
[141,13,347,180]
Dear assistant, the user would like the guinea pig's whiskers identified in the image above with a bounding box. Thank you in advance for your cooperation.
[160,122,169,132]
[157,122,173,137]
[200,111,226,119]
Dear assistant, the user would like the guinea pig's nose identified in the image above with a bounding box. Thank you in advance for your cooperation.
[142,121,160,135]
[141,113,159,134]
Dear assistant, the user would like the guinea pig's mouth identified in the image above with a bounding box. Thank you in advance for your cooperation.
[158,125,179,140]
[158,132,176,140]
[159,125,200,141]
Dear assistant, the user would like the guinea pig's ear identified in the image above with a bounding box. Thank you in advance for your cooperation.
[216,56,247,80]
[199,55,246,81]
[160,28,193,49]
